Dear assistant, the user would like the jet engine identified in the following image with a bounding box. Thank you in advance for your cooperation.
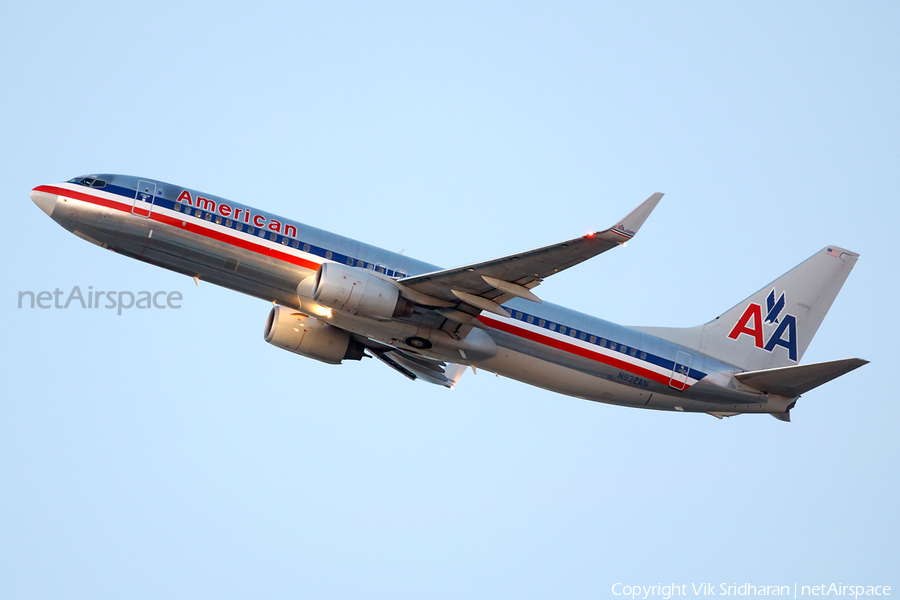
[311,262,413,319]
[264,305,365,364]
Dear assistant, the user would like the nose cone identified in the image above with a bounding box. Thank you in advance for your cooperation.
[30,188,58,217]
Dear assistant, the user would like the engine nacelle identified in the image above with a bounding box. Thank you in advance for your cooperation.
[264,305,365,364]
[311,262,413,319]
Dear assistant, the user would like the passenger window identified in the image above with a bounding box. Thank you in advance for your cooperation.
[258,229,266,238]
[526,315,534,324]
[236,223,243,231]
[589,335,596,343]
[303,244,310,252]
[215,216,222,225]
[559,326,567,334]
[515,312,522,319]
[269,232,277,241]
[347,258,354,265]
[630,348,637,357]
[205,213,212,221]
[174,204,182,212]
[194,209,202,217]
[291,240,299,248]
[570,329,577,337]
[325,251,332,259]
[549,323,556,331]
[621,345,628,353]
[226,219,232,227]
[609,342,617,350]
[281,237,288,245]
[640,352,647,360]
[579,332,586,340]
[538,319,545,327]
[599,339,607,347]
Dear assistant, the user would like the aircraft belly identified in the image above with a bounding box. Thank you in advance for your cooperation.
[478,346,653,407]
[481,330,769,412]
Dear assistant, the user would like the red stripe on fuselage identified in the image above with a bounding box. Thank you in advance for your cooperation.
[38,184,682,388]
[478,314,678,388]
[37,185,321,271]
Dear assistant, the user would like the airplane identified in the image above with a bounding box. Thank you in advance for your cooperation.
[29,175,867,421]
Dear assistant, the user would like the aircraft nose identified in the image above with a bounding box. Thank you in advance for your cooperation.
[30,188,57,217]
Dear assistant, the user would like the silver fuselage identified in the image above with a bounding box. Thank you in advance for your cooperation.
[32,174,781,415]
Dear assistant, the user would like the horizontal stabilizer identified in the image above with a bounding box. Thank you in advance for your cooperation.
[735,358,868,397]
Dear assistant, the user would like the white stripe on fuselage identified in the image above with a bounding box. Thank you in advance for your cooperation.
[56,183,327,268]
[58,182,698,389]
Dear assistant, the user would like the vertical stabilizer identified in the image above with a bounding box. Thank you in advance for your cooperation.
[635,247,859,371]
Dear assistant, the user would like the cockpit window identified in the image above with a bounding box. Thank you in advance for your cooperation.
[68,176,107,188]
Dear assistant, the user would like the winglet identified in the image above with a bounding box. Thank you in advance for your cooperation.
[608,192,663,240]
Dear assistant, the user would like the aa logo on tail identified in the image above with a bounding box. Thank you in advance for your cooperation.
[728,289,798,361]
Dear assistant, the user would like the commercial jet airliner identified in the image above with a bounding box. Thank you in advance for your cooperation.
[30,175,867,421]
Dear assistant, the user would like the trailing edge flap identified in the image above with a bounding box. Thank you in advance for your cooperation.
[369,348,466,389]
[397,193,663,307]
[734,358,868,397]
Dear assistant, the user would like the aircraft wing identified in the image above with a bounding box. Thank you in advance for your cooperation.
[398,193,663,315]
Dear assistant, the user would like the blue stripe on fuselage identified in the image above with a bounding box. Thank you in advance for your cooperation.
[67,176,708,384]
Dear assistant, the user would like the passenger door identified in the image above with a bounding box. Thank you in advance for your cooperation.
[669,351,692,391]
[132,180,157,218]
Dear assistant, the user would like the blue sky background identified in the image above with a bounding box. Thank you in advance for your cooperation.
[2,2,898,598]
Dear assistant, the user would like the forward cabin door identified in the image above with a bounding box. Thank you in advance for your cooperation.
[669,351,692,391]
[132,180,157,217]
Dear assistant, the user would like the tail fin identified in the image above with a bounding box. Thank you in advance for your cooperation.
[636,246,859,371]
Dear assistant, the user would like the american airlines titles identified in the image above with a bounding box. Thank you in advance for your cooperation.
[176,190,299,239]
